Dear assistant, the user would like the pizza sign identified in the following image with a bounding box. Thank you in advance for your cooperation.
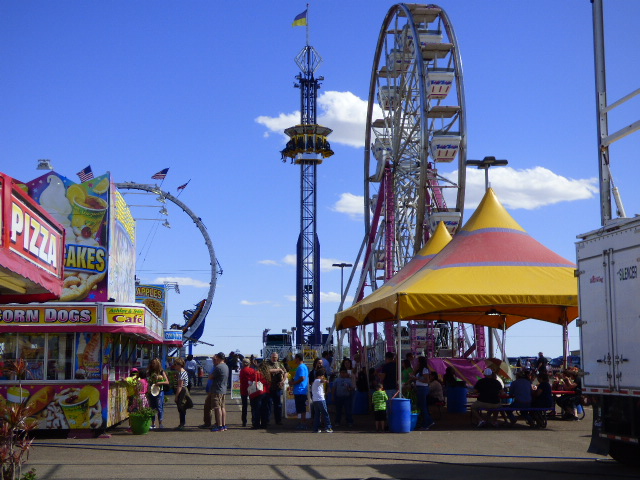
[10,198,63,276]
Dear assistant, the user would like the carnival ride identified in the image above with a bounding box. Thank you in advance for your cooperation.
[339,3,486,360]
[282,18,334,347]
[116,182,219,345]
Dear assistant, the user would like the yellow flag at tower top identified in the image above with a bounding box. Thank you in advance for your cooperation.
[292,9,307,27]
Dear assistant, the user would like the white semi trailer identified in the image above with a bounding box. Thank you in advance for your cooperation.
[577,0,640,465]
[577,219,640,464]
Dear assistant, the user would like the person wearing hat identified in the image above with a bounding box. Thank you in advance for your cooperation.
[122,367,140,412]
[470,368,504,427]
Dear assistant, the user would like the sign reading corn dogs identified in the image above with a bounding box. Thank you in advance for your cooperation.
[0,305,98,325]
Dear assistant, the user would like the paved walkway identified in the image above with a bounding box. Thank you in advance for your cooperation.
[24,387,639,480]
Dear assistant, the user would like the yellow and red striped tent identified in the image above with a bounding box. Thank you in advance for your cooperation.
[335,188,578,330]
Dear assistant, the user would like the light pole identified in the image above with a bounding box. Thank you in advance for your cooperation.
[466,156,509,358]
[332,263,353,309]
[466,156,509,192]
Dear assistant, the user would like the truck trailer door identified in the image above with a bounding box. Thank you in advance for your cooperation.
[577,242,615,390]
[608,241,640,390]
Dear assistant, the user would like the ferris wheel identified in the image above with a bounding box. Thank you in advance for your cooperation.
[362,3,466,293]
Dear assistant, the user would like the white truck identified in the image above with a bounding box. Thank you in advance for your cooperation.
[577,0,640,465]
[577,219,640,464]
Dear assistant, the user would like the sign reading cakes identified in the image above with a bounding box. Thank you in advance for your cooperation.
[25,172,111,302]
[104,306,145,326]
[135,284,166,322]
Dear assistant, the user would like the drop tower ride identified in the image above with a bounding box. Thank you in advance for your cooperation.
[281,9,334,345]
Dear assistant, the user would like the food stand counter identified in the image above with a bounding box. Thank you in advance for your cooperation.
[0,302,164,431]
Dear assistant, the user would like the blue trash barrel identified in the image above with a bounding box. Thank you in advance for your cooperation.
[447,383,468,413]
[388,398,411,433]
[410,412,419,431]
[353,391,369,415]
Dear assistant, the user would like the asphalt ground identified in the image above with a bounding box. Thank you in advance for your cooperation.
[24,387,639,480]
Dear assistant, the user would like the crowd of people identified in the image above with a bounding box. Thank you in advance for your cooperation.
[121,349,583,433]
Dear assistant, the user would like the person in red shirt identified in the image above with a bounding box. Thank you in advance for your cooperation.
[249,363,270,429]
[239,358,252,427]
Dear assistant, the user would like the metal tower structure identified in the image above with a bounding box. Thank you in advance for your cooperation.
[281,30,334,345]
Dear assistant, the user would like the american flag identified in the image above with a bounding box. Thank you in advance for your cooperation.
[77,166,94,182]
[152,168,169,180]
[177,179,191,191]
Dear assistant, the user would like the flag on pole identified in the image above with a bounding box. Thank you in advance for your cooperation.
[177,179,191,191]
[77,166,94,182]
[292,9,307,27]
[152,168,169,180]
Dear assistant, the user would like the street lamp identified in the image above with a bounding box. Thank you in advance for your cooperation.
[332,263,352,308]
[465,156,509,358]
[466,156,509,192]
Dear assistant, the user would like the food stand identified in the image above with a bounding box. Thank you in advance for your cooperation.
[0,302,164,429]
[0,170,183,432]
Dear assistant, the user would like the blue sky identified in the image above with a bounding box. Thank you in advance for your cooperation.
[2,1,639,359]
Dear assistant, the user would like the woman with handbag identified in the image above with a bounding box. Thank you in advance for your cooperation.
[147,358,169,429]
[172,358,193,430]
[248,365,270,429]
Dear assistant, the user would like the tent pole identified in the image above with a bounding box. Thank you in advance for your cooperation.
[502,317,507,362]
[397,318,402,397]
[362,324,370,392]
[562,308,569,368]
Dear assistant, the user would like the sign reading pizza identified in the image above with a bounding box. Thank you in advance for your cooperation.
[10,193,64,277]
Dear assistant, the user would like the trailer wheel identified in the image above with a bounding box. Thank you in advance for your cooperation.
[609,440,640,466]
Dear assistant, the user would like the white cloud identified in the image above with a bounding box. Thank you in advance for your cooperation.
[442,166,598,210]
[255,112,299,139]
[256,91,377,148]
[258,259,279,266]
[321,292,354,304]
[153,276,209,288]
[282,254,296,267]
[240,300,274,306]
[332,192,364,219]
